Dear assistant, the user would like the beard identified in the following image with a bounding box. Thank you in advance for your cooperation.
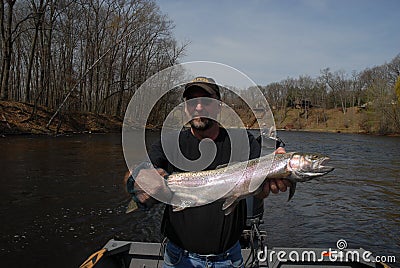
[189,117,215,130]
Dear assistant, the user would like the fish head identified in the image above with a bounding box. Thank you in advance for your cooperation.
[289,153,334,182]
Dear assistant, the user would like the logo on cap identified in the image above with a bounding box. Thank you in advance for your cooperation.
[191,77,216,84]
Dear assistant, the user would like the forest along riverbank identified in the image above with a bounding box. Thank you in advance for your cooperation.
[1,100,399,136]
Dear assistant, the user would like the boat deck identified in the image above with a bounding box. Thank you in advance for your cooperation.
[85,239,389,268]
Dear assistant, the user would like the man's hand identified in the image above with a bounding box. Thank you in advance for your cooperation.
[133,168,168,205]
[275,146,286,154]
[256,147,292,199]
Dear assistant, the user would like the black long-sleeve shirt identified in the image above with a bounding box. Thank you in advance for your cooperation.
[148,128,261,254]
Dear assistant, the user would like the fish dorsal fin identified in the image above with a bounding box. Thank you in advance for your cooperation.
[216,162,238,169]
[216,163,228,169]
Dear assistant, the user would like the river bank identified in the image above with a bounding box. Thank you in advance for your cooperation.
[1,101,398,136]
[0,101,121,136]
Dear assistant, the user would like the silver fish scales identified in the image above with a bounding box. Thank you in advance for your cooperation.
[166,152,334,215]
[128,152,334,215]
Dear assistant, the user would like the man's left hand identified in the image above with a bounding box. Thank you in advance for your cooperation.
[256,147,292,199]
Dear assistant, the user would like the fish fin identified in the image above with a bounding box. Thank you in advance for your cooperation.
[223,201,239,216]
[216,163,229,169]
[216,162,238,169]
[172,206,186,212]
[222,196,238,210]
[288,180,297,201]
[125,199,139,214]
[223,196,241,215]
[249,176,267,193]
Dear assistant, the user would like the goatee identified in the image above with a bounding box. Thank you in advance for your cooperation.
[189,117,215,130]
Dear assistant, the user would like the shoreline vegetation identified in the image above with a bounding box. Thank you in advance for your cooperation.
[1,2,399,138]
[1,100,398,137]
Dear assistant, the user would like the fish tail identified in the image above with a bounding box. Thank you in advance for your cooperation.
[125,199,139,214]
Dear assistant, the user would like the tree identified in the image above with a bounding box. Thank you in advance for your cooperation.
[0,0,16,100]
[25,0,47,103]
[395,76,400,104]
[0,0,187,129]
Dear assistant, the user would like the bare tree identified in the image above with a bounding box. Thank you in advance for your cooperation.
[0,0,16,100]
[25,0,47,103]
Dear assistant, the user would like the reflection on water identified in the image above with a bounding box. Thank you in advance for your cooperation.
[0,131,399,267]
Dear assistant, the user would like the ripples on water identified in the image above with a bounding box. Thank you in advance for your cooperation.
[0,131,399,267]
[262,131,400,265]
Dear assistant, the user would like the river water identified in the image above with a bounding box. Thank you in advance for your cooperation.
[0,131,399,267]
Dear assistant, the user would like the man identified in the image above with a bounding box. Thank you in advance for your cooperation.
[126,77,289,267]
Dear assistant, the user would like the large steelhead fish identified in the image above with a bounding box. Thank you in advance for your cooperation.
[128,152,334,215]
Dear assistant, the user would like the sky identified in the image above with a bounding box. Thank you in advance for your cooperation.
[156,0,400,85]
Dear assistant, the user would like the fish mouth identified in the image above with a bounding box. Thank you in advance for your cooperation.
[316,157,334,173]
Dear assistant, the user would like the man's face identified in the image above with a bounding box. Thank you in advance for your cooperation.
[184,88,221,131]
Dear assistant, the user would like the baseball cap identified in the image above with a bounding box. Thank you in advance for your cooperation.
[183,76,221,99]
